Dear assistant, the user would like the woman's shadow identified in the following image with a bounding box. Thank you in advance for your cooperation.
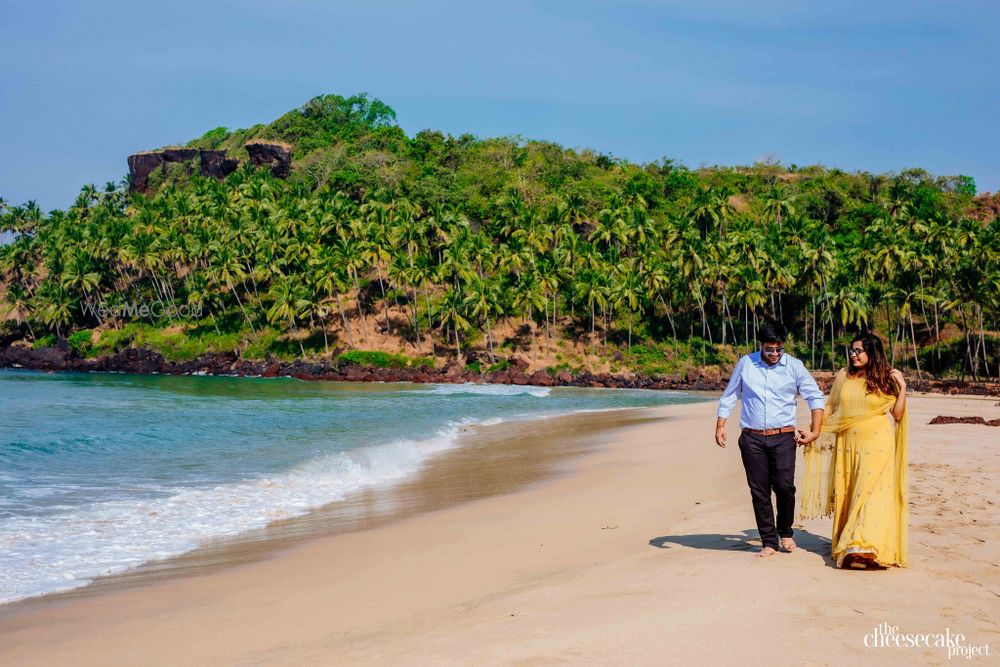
[649,529,837,567]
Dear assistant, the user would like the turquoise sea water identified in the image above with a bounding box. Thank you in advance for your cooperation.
[0,369,701,603]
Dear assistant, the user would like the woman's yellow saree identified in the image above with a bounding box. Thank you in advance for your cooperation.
[800,369,909,567]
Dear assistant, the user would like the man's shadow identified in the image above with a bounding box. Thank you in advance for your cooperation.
[649,529,836,567]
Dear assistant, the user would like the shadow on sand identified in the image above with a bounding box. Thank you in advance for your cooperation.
[649,528,837,567]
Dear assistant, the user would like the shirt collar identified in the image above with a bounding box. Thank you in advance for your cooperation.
[751,350,787,367]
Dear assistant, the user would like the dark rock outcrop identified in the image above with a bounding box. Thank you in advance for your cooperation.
[198,149,239,181]
[0,344,70,370]
[160,148,198,163]
[908,378,1000,396]
[528,370,555,386]
[128,148,241,193]
[928,415,999,426]
[245,141,292,178]
[929,415,984,425]
[127,152,167,193]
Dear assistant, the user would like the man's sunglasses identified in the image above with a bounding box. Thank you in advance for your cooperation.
[761,346,784,355]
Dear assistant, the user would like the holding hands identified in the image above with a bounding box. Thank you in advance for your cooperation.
[795,429,819,446]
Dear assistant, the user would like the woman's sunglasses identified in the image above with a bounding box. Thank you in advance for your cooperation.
[848,347,866,357]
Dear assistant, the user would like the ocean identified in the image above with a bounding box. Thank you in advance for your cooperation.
[0,369,701,604]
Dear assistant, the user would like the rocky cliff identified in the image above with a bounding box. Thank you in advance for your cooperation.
[245,141,293,178]
[127,142,288,193]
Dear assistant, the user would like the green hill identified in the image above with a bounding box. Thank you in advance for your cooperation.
[1,93,998,379]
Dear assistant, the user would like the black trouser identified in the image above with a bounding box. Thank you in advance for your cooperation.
[737,430,796,550]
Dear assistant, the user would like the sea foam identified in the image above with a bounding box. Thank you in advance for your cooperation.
[430,383,551,398]
[0,424,468,604]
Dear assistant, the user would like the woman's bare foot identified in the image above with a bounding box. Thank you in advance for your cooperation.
[756,546,779,558]
[842,553,885,570]
[844,554,868,569]
[780,537,797,552]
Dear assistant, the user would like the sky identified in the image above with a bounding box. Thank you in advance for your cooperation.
[1,0,998,212]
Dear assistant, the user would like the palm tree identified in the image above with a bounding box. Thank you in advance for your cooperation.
[3,283,37,339]
[438,287,470,361]
[611,259,644,349]
[332,236,368,336]
[511,271,545,324]
[266,278,311,356]
[763,186,795,230]
[61,251,101,303]
[208,244,256,333]
[463,275,502,361]
[574,265,609,348]
[689,187,734,240]
[35,282,75,337]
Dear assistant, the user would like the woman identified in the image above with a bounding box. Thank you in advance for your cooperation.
[800,332,908,569]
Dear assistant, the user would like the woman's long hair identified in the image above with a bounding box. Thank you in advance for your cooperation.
[847,332,897,396]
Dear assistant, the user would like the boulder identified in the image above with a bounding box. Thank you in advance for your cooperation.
[508,370,530,385]
[261,362,282,378]
[928,416,987,425]
[101,348,166,374]
[528,370,555,386]
[0,344,69,370]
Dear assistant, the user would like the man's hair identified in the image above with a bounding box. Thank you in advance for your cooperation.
[757,318,788,344]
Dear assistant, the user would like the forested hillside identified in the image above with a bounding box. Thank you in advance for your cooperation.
[2,93,997,379]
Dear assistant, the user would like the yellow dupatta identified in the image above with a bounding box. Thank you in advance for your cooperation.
[799,368,909,543]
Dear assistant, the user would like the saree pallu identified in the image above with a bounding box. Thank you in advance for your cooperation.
[800,370,909,568]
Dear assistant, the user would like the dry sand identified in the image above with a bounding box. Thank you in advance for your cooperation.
[0,393,997,666]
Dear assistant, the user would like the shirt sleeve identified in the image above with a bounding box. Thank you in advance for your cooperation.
[717,357,744,419]
[794,360,826,411]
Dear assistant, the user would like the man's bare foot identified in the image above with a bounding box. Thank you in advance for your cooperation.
[780,537,797,552]
[756,546,778,558]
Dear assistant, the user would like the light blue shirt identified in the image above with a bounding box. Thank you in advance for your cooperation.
[717,352,826,429]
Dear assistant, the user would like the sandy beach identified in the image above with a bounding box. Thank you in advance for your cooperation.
[0,392,997,666]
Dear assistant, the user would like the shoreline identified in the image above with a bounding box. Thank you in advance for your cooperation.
[0,394,997,664]
[4,344,1000,396]
[0,404,678,614]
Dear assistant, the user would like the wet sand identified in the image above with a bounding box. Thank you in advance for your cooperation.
[0,394,997,665]
[0,407,666,610]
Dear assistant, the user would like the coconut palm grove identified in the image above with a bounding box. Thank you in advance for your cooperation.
[1,93,998,380]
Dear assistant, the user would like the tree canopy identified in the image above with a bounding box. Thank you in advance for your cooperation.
[2,93,997,379]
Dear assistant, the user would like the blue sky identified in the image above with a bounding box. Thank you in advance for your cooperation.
[2,0,998,211]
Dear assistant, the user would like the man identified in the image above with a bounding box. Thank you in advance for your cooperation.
[715,318,825,558]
